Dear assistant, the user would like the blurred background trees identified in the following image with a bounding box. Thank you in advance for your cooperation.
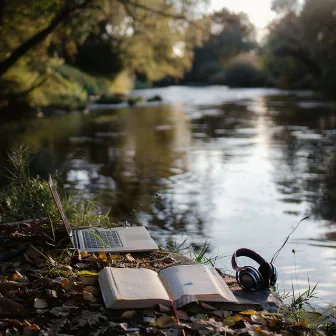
[0,0,335,121]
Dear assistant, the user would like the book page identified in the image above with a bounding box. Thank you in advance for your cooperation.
[110,268,170,301]
[159,264,237,304]
[207,268,238,303]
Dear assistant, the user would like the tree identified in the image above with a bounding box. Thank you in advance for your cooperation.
[265,0,336,93]
[0,0,207,79]
[183,8,256,83]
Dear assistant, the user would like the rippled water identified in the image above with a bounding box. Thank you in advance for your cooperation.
[1,86,336,303]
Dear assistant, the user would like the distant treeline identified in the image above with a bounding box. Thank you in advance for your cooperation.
[0,0,335,120]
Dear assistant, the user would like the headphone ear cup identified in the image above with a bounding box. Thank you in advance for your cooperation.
[258,262,272,289]
[236,266,264,291]
[269,263,278,287]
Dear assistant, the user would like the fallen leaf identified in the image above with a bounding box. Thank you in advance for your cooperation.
[121,310,136,319]
[192,314,208,322]
[156,304,171,313]
[83,286,98,295]
[156,315,176,328]
[268,317,278,328]
[12,271,28,283]
[126,253,135,262]
[213,310,231,318]
[296,320,307,328]
[80,252,90,258]
[83,292,96,302]
[34,298,48,309]
[60,278,71,290]
[98,253,106,260]
[223,315,243,327]
[199,302,216,310]
[176,310,189,321]
[251,314,267,325]
[0,296,25,314]
[144,317,155,324]
[1,319,23,328]
[0,281,22,294]
[240,310,259,316]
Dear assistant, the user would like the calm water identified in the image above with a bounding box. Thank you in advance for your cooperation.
[1,86,336,303]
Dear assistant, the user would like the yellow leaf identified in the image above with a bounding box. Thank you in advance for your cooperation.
[269,317,278,327]
[61,278,70,289]
[255,326,263,333]
[30,324,40,331]
[234,315,243,322]
[240,310,259,315]
[12,274,20,281]
[81,252,90,258]
[98,252,106,260]
[296,320,307,328]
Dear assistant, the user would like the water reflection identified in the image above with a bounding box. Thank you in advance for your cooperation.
[0,87,335,301]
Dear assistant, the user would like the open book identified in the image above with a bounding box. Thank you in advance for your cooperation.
[98,264,239,309]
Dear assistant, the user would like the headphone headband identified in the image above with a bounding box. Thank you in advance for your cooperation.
[231,248,267,271]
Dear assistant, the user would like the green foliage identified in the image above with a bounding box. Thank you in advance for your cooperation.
[0,145,57,223]
[264,0,336,94]
[224,54,275,88]
[0,145,112,228]
[184,8,257,83]
[61,191,112,228]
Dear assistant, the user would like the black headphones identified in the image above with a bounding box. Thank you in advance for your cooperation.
[231,248,278,291]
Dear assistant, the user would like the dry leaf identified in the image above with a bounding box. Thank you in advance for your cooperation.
[268,317,278,328]
[80,252,90,258]
[0,296,25,314]
[156,304,171,313]
[60,278,71,290]
[144,317,155,324]
[213,310,231,318]
[121,310,136,319]
[12,271,28,283]
[34,298,48,309]
[251,314,267,325]
[0,281,22,294]
[176,310,189,321]
[98,253,106,260]
[83,286,98,295]
[223,315,243,327]
[156,315,176,328]
[83,292,96,302]
[126,253,135,262]
[199,302,216,310]
[240,310,259,316]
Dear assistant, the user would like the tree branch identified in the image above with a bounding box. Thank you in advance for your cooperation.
[0,0,93,77]
[0,0,5,25]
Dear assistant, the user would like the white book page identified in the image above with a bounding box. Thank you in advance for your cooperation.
[207,268,238,302]
[159,264,235,302]
[111,268,170,301]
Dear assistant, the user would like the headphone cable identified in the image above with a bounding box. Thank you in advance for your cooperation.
[270,216,309,264]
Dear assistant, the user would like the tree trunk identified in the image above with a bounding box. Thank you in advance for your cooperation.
[0,1,91,78]
[0,0,5,25]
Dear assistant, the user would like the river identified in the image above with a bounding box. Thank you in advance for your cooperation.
[1,86,336,303]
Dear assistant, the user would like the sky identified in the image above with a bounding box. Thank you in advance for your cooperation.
[209,0,276,39]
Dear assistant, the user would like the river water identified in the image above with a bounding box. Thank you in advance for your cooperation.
[1,86,336,303]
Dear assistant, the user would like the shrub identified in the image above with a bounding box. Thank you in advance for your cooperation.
[224,53,275,88]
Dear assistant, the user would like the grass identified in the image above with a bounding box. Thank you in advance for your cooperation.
[0,145,112,228]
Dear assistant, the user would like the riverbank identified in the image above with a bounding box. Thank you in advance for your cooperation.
[1,218,335,335]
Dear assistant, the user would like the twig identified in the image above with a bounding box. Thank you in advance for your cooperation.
[0,217,47,227]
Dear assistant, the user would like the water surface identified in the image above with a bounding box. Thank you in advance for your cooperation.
[2,86,336,303]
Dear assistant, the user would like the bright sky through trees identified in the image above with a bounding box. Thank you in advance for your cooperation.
[210,0,276,38]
